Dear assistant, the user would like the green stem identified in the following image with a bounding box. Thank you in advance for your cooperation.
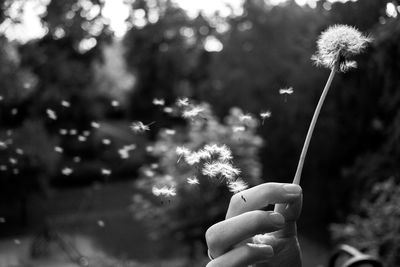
[292,65,337,185]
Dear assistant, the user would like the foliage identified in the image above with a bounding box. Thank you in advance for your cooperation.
[131,103,263,258]
[330,177,400,267]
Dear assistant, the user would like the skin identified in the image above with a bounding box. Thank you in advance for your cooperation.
[205,183,303,267]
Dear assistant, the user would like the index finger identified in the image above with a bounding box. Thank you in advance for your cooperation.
[226,183,302,219]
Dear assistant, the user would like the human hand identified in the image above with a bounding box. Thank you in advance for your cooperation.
[205,183,303,267]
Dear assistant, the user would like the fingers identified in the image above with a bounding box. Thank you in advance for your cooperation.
[226,183,302,219]
[206,210,285,257]
[206,243,274,267]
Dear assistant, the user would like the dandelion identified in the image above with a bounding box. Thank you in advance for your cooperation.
[279,87,294,95]
[312,25,371,72]
[177,97,189,107]
[131,121,152,133]
[228,178,248,193]
[182,106,204,119]
[152,186,176,197]
[152,98,165,106]
[187,176,200,185]
[46,109,57,120]
[293,25,370,186]
[204,144,233,161]
[62,167,73,176]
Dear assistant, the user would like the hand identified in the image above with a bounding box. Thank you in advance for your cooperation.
[205,182,303,267]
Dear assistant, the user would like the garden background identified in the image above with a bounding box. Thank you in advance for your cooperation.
[0,0,399,266]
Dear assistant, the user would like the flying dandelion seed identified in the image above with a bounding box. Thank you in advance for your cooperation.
[0,96,3,101]
[54,146,63,153]
[9,158,17,165]
[0,165,7,171]
[163,107,174,114]
[91,121,100,128]
[165,129,176,135]
[176,146,191,163]
[0,141,7,149]
[97,220,105,227]
[202,161,240,180]
[59,129,68,135]
[101,168,112,176]
[228,179,248,193]
[279,87,294,95]
[130,121,152,133]
[233,126,246,132]
[83,131,91,137]
[69,129,77,135]
[0,217,5,223]
[144,169,155,177]
[13,169,19,175]
[78,136,87,142]
[11,108,18,115]
[177,97,189,107]
[14,239,21,245]
[146,146,154,152]
[260,111,272,125]
[15,148,24,155]
[118,144,136,159]
[311,25,372,72]
[46,109,57,120]
[62,167,73,176]
[152,98,165,106]
[102,139,111,145]
[73,157,81,163]
[204,144,233,161]
[111,100,120,107]
[61,100,71,107]
[152,186,176,197]
[239,114,253,122]
[187,176,199,185]
[182,106,204,119]
[184,152,202,165]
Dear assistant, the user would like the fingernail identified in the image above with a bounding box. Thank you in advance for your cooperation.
[283,184,302,194]
[269,212,285,227]
[247,243,274,257]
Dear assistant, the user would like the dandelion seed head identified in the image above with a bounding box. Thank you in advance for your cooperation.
[176,146,191,156]
[312,25,371,72]
[202,161,240,180]
[228,178,248,193]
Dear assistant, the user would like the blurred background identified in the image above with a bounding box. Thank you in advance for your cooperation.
[0,0,399,266]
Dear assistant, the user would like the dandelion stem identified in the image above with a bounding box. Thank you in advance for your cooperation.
[293,64,337,185]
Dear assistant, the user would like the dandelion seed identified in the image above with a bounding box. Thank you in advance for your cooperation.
[15,148,24,155]
[118,144,136,159]
[177,97,189,107]
[62,167,73,176]
[102,139,111,145]
[146,146,154,152]
[144,169,155,177]
[11,108,18,115]
[13,169,19,175]
[182,106,204,119]
[233,126,246,132]
[111,100,120,107]
[78,135,87,142]
[0,165,7,171]
[163,107,174,114]
[202,161,240,180]
[165,129,176,135]
[0,217,5,223]
[260,110,271,125]
[152,98,165,106]
[0,95,3,101]
[204,144,233,161]
[61,100,70,107]
[83,131,91,137]
[46,109,57,120]
[187,176,199,185]
[59,129,68,135]
[176,146,190,163]
[311,25,372,72]
[69,129,77,135]
[101,168,112,176]
[73,156,81,163]
[54,146,63,153]
[0,141,7,149]
[97,220,105,227]
[91,121,100,128]
[152,186,176,197]
[239,114,253,122]
[14,239,21,245]
[150,163,159,169]
[279,87,294,95]
[130,121,152,133]
[9,158,17,165]
[228,179,248,193]
[184,152,202,165]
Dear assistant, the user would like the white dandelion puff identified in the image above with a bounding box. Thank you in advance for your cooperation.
[228,179,248,193]
[163,107,174,114]
[311,24,372,72]
[102,139,111,145]
[182,106,204,119]
[91,121,100,128]
[176,146,191,163]
[111,100,120,107]
[232,126,246,132]
[260,111,272,125]
[54,146,64,153]
[101,168,112,176]
[184,152,202,165]
[61,100,71,107]
[202,161,240,180]
[165,129,176,135]
[118,144,136,159]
